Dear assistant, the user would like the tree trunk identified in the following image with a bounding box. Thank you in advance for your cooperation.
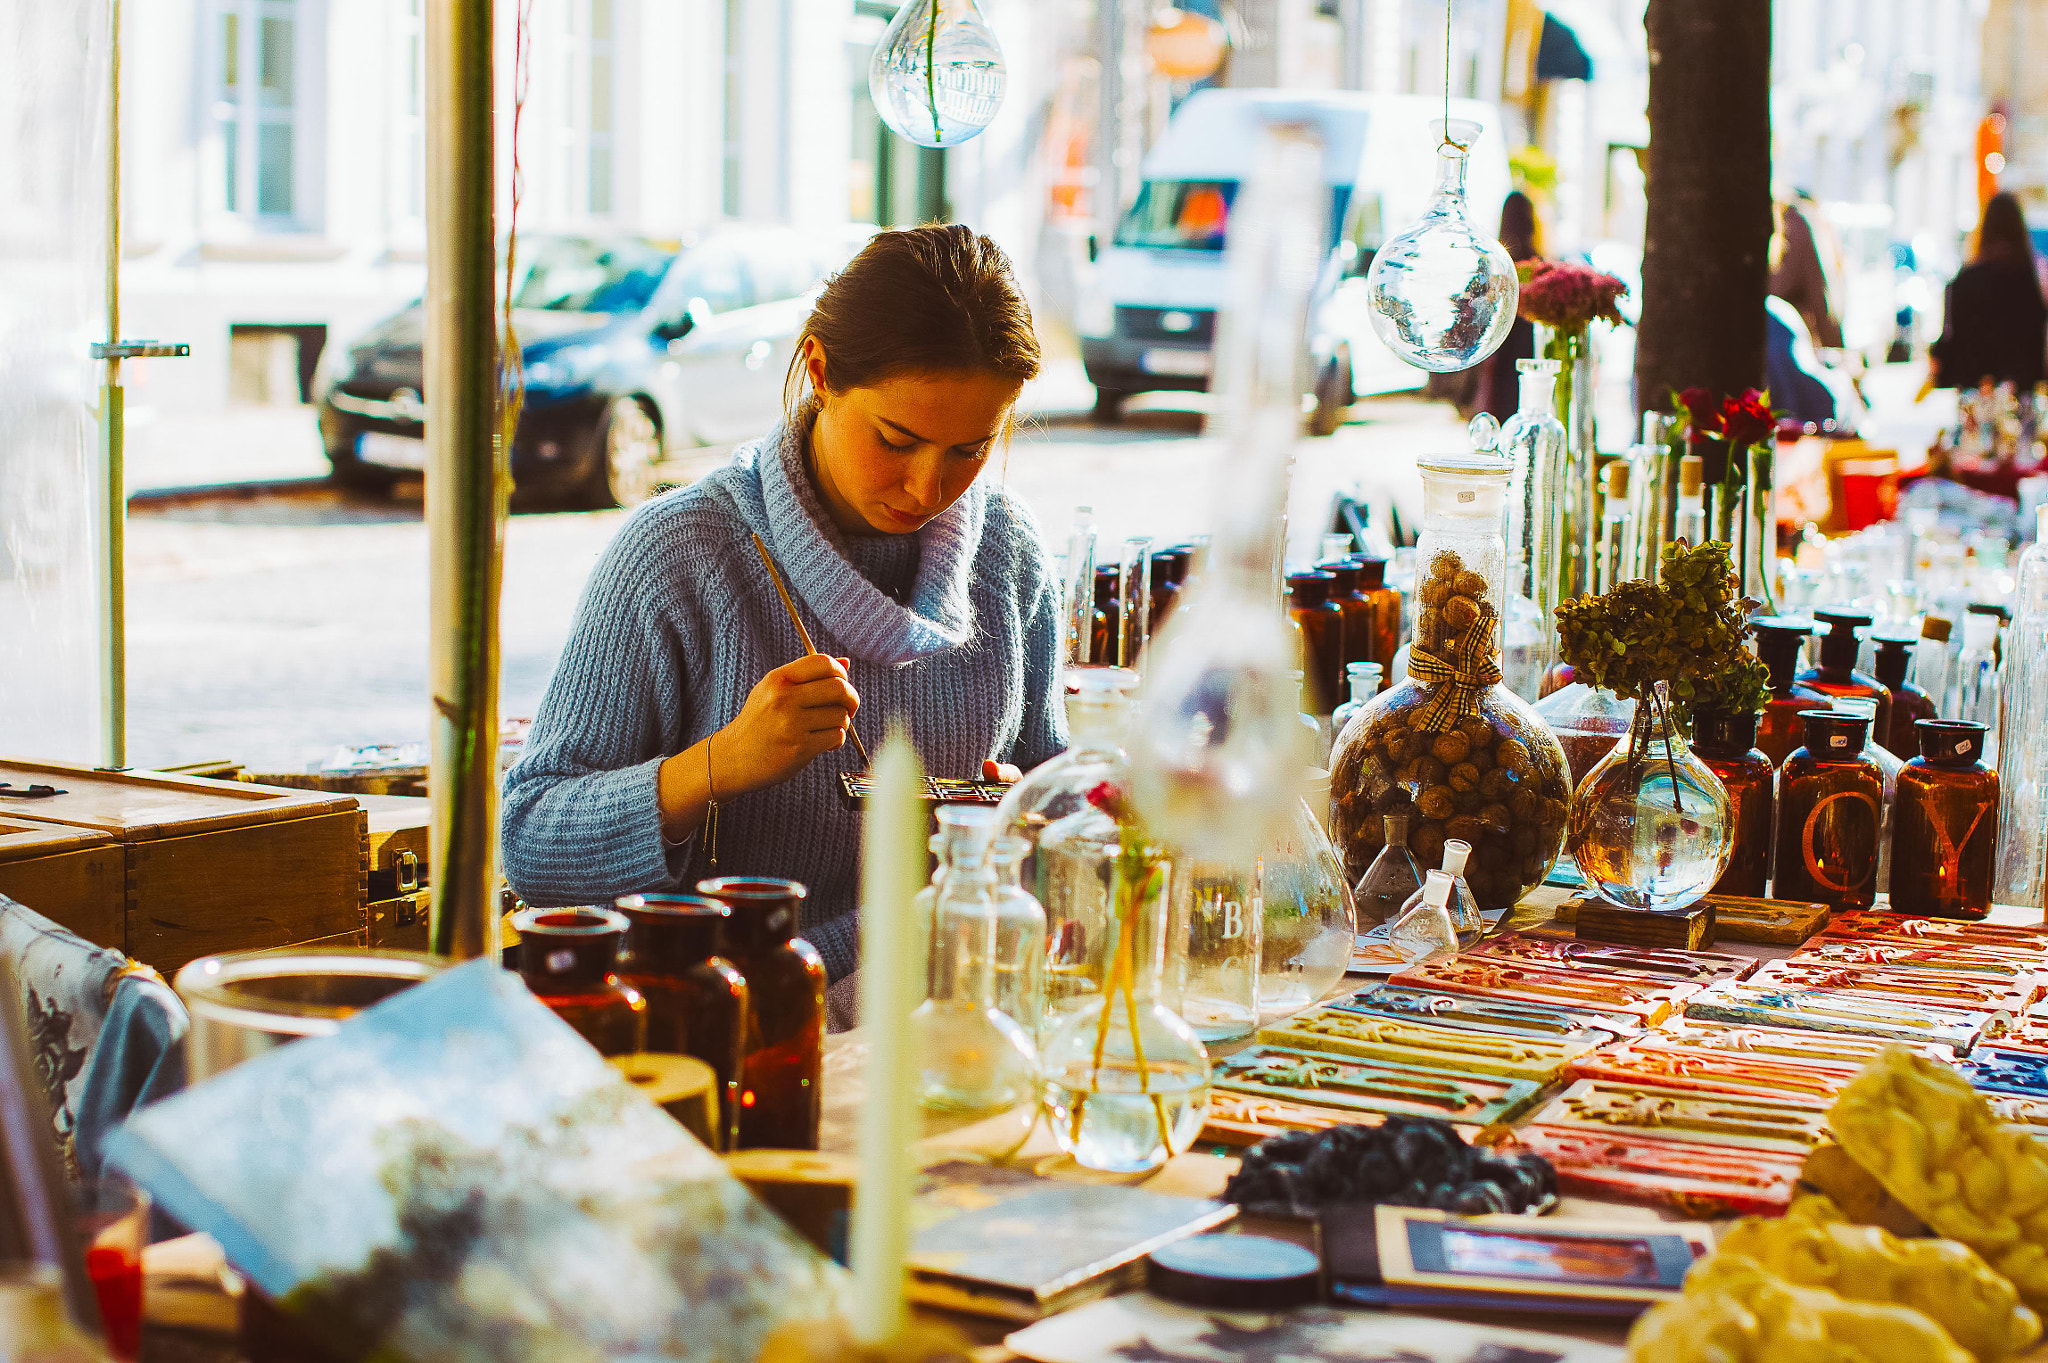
[1634,0,1773,412]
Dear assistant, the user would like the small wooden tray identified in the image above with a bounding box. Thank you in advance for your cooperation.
[1465,930,1756,985]
[1567,1034,1871,1104]
[1509,1123,1804,1217]
[1259,1008,1602,1084]
[1527,1077,1830,1153]
[1682,980,1996,1051]
[1338,981,1644,1041]
[1958,1046,2048,1101]
[1821,909,2048,953]
[1745,957,2032,1015]
[1573,900,1713,950]
[1212,1044,1545,1127]
[1389,956,1704,1025]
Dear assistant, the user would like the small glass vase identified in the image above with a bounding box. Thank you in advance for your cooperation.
[1502,359,1570,699]
[1535,322,1598,597]
[1564,682,1733,912]
[1353,813,1425,930]
[1532,681,1636,880]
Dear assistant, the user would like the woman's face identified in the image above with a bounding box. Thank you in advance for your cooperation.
[803,338,1020,536]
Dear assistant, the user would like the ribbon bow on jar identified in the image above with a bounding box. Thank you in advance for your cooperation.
[1407,618,1505,733]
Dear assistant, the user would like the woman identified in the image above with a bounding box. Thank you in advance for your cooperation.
[501,225,1067,1002]
[1472,190,1543,422]
[1930,192,2047,391]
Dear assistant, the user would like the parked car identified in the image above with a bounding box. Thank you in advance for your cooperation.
[316,225,865,506]
[1073,88,1510,432]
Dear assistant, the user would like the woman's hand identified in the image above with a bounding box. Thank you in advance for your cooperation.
[718,655,862,794]
[983,759,1023,784]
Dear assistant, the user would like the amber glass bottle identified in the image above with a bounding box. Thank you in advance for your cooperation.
[1288,569,1345,716]
[1752,617,1829,767]
[616,894,749,1150]
[1773,710,1885,911]
[698,877,826,1150]
[1352,556,1403,689]
[1890,719,2000,919]
[513,907,647,1057]
[1798,608,1893,745]
[1693,709,1774,899]
[1318,558,1376,669]
[1148,550,1181,632]
[1089,565,1122,664]
[1871,634,1938,761]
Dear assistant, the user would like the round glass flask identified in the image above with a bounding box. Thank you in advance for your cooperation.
[868,0,1006,148]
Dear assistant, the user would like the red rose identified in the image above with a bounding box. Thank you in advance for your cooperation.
[1720,389,1776,449]
[1084,781,1128,819]
[1678,387,1723,442]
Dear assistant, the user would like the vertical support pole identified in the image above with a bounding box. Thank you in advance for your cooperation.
[425,0,504,960]
[1095,0,1123,246]
[98,0,125,771]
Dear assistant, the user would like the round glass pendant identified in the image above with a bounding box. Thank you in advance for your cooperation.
[1364,120,1519,372]
[868,0,1007,148]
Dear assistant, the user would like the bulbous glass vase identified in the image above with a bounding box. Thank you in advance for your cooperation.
[868,0,1006,148]
[1565,682,1734,911]
[1364,120,1519,373]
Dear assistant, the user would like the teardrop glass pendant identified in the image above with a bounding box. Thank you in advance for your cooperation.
[868,0,1007,149]
[1364,120,1518,372]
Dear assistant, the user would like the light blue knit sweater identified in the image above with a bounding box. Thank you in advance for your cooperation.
[500,422,1068,981]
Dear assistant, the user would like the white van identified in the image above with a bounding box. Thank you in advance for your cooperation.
[1075,89,1511,432]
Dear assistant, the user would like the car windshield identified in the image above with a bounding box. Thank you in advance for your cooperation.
[1115,179,1350,253]
[508,239,675,313]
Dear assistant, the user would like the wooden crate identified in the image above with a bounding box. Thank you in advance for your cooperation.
[0,819,125,946]
[0,760,367,973]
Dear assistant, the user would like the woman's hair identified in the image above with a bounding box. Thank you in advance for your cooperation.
[1975,191,2036,269]
[1497,191,1542,262]
[784,224,1040,425]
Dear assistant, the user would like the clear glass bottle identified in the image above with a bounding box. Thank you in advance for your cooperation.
[1329,454,1574,910]
[1893,719,1999,920]
[1997,505,2048,909]
[1799,608,1893,746]
[1832,697,1903,896]
[1061,506,1097,667]
[1330,661,1385,751]
[1564,680,1733,912]
[911,812,1040,1161]
[995,666,1142,1035]
[1675,453,1707,548]
[1255,796,1357,1023]
[988,835,1049,1042]
[1949,607,2003,764]
[1871,634,1937,761]
[1773,711,1885,912]
[1753,617,1829,767]
[1503,358,1569,698]
[615,894,749,1150]
[512,907,647,1058]
[1362,119,1519,372]
[1353,812,1425,930]
[1691,710,1774,900]
[1039,845,1210,1174]
[1915,615,1954,710]
[1597,459,1633,594]
[1438,838,1486,945]
[1386,869,1461,965]
[1173,850,1264,1042]
[1288,570,1345,717]
[699,877,828,1151]
[1352,556,1404,687]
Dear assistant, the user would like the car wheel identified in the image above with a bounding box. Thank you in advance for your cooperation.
[327,440,398,496]
[1092,387,1128,423]
[1309,350,1352,437]
[588,396,663,509]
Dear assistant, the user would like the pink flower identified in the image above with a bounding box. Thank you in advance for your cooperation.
[1516,259,1629,330]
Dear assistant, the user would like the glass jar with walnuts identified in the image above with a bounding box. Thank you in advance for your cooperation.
[1329,454,1572,910]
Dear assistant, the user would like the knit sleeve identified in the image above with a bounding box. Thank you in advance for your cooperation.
[500,506,699,905]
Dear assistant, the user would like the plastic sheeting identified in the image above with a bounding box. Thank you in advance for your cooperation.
[0,0,105,760]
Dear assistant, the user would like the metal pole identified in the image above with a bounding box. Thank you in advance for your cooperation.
[98,0,125,770]
[425,0,504,960]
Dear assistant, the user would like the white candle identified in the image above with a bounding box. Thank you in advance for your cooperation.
[849,730,924,1346]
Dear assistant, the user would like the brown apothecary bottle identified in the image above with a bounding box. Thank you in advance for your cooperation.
[1773,710,1885,911]
[1872,634,1939,761]
[698,876,826,1150]
[616,894,749,1150]
[1752,616,1829,768]
[1797,608,1893,745]
[1693,709,1774,899]
[1889,719,2000,919]
[512,907,647,1057]
[1088,565,1122,665]
[1318,558,1377,671]
[1352,556,1404,689]
[1288,569,1345,715]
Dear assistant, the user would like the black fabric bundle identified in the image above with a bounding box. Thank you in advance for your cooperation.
[1222,1117,1555,1219]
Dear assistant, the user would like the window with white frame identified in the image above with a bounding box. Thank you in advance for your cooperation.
[214,0,307,223]
[556,0,617,219]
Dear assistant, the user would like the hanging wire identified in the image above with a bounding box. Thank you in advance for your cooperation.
[1441,0,1454,147]
[497,0,535,476]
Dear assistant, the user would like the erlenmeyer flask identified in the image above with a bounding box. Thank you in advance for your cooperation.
[868,0,1006,148]
[1364,120,1518,372]
[1131,121,1325,862]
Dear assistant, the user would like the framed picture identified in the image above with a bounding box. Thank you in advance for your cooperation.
[1372,1206,1710,1305]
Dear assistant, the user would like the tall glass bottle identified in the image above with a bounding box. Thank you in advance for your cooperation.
[1871,635,1937,761]
[1255,796,1357,1023]
[512,907,647,1057]
[988,835,1049,1041]
[1148,550,1182,634]
[1061,506,1097,667]
[1502,358,1569,698]
[1329,454,1573,910]
[1832,697,1902,895]
[1288,570,1345,716]
[1330,662,1385,749]
[1692,709,1774,899]
[615,894,749,1150]
[1997,505,2048,909]
[1351,556,1403,687]
[1675,454,1707,548]
[1318,558,1375,671]
[1892,720,2000,920]
[699,877,827,1150]
[1597,459,1633,593]
[1948,607,2003,764]
[1798,608,1893,744]
[1173,850,1264,1042]
[1752,617,1828,767]
[911,814,1040,1160]
[1353,812,1425,929]
[1773,711,1885,912]
[1916,616,1954,711]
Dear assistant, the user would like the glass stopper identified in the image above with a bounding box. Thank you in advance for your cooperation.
[1467,412,1500,453]
[868,0,1007,148]
[1363,119,1519,373]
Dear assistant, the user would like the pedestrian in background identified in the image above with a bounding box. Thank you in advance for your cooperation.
[1769,193,1845,351]
[1929,191,2047,392]
[1472,190,1545,422]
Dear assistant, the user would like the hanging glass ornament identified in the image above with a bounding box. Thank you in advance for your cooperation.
[1364,119,1518,372]
[868,0,1006,149]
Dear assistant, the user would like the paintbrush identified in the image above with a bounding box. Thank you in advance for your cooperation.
[750,532,872,768]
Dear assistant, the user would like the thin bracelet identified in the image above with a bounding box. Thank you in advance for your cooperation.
[703,730,720,870]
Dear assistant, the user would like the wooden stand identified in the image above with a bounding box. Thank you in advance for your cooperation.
[1572,899,1715,950]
